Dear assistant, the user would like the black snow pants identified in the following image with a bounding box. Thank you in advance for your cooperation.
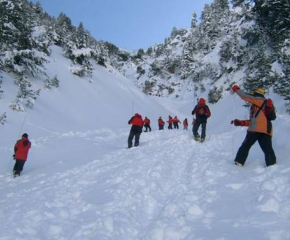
[193,119,207,139]
[13,159,26,175]
[128,126,142,148]
[144,123,151,132]
[234,131,276,167]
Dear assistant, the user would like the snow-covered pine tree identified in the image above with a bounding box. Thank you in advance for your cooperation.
[254,0,290,49]
[274,39,290,112]
[0,0,47,76]
[44,75,60,89]
[11,75,41,111]
[0,79,3,98]
[208,86,223,103]
[243,46,273,93]
[0,112,7,125]
[55,13,75,46]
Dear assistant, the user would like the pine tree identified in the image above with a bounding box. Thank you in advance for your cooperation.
[0,0,47,76]
[254,0,290,48]
[55,13,75,46]
[191,12,197,29]
[243,45,273,92]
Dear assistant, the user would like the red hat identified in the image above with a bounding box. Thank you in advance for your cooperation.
[199,98,205,103]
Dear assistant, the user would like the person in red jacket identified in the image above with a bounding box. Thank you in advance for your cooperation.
[143,117,151,132]
[13,133,31,177]
[192,98,211,142]
[158,117,165,130]
[183,118,188,130]
[173,116,181,129]
[128,113,144,148]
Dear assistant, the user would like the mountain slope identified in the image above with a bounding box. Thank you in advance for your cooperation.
[1,127,290,240]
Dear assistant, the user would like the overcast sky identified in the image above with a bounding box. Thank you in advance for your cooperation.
[31,0,213,51]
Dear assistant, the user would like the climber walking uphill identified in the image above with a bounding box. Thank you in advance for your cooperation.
[13,133,31,177]
[128,113,144,148]
[192,98,211,142]
[167,115,173,129]
[231,85,276,167]
[158,117,165,130]
[183,118,188,130]
[173,116,181,129]
[143,117,151,132]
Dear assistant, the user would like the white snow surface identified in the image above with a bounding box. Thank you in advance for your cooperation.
[0,46,290,240]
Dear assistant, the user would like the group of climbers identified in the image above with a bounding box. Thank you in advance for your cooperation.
[167,115,182,129]
[127,85,277,168]
[127,98,211,148]
[11,86,276,178]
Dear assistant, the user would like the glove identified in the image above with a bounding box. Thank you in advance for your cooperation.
[231,119,244,126]
[232,85,239,93]
[13,154,16,160]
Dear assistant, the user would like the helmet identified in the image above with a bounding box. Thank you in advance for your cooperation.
[199,98,205,104]
[255,88,265,95]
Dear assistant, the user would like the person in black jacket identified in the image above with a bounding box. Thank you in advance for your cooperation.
[192,98,211,142]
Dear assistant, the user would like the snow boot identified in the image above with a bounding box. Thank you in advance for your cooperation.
[235,162,243,167]
[194,135,200,141]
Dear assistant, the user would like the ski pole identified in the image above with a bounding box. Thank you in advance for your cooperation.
[131,99,134,116]
[231,93,236,161]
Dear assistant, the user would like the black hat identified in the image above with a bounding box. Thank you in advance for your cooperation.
[22,133,28,138]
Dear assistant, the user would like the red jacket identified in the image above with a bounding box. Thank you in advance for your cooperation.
[144,118,150,124]
[172,117,181,123]
[158,118,165,126]
[128,113,144,127]
[167,117,173,124]
[14,137,31,161]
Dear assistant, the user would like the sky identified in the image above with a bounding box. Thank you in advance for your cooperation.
[30,0,213,50]
[1,45,290,239]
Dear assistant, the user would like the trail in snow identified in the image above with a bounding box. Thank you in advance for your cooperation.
[0,128,290,240]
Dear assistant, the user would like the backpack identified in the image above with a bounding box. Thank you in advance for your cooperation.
[196,105,206,115]
[255,98,276,121]
[264,98,276,121]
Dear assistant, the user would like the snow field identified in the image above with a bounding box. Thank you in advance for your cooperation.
[0,128,289,240]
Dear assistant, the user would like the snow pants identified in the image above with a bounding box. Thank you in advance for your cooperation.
[159,125,164,130]
[128,128,142,148]
[168,123,173,129]
[234,132,276,167]
[193,120,206,139]
[13,159,26,175]
[173,123,179,129]
[144,124,151,132]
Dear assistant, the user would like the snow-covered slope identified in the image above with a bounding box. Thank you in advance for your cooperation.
[0,46,290,240]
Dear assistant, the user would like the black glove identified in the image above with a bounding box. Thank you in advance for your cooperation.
[231,119,244,126]
[13,154,16,160]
